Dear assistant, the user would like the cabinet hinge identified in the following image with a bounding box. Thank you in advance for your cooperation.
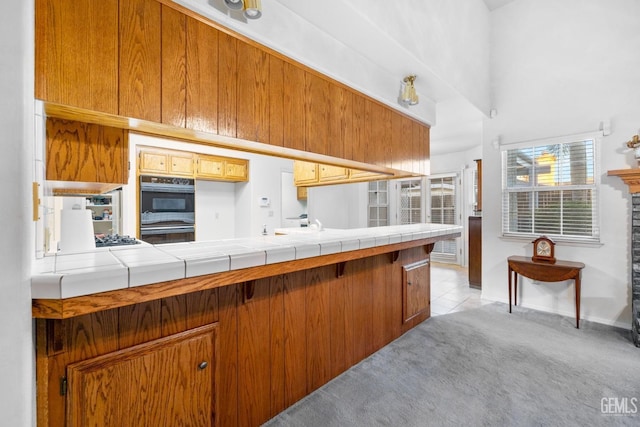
[60,376,67,396]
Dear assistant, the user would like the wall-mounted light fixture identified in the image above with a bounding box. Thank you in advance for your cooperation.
[243,0,262,19]
[224,0,244,10]
[399,75,419,106]
[224,0,262,19]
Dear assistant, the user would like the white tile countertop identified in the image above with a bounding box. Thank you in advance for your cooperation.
[31,224,462,299]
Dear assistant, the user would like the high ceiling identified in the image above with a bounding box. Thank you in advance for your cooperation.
[177,0,515,156]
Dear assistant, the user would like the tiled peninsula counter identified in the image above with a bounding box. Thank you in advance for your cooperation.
[33,224,461,427]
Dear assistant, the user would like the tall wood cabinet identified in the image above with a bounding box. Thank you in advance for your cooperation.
[469,216,482,288]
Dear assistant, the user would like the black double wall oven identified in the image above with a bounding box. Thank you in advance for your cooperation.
[139,175,195,244]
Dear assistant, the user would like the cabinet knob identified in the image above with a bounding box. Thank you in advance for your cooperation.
[407,281,412,286]
[198,361,208,370]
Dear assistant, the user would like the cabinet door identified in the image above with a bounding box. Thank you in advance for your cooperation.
[402,259,430,323]
[139,150,169,174]
[119,0,162,122]
[169,153,195,176]
[197,155,224,179]
[224,158,248,181]
[66,324,216,427]
[319,164,349,182]
[46,118,128,184]
[293,161,318,185]
[35,0,119,114]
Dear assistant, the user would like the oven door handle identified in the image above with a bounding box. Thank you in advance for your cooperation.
[140,226,195,235]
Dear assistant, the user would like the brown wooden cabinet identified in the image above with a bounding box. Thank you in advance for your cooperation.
[35,0,119,114]
[36,0,431,184]
[319,164,349,182]
[66,324,216,427]
[118,0,162,122]
[468,216,482,288]
[45,118,129,193]
[293,160,318,185]
[138,148,194,177]
[224,158,249,181]
[402,259,430,324]
[185,17,219,134]
[197,154,225,179]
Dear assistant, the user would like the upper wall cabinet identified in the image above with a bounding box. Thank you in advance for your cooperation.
[46,118,129,193]
[36,0,430,179]
[35,0,119,114]
[119,0,162,122]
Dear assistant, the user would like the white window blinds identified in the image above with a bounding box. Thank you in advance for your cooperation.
[501,132,600,242]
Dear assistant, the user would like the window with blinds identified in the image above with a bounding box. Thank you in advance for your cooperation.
[501,133,600,242]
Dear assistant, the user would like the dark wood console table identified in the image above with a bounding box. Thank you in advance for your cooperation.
[507,255,586,328]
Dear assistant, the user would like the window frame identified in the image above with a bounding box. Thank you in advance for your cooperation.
[500,131,601,244]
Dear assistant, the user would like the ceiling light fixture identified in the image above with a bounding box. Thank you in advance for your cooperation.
[224,0,244,11]
[399,75,419,106]
[243,0,262,19]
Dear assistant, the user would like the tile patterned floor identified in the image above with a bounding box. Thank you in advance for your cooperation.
[430,262,488,316]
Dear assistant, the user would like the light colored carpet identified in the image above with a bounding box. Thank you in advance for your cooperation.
[265,302,640,427]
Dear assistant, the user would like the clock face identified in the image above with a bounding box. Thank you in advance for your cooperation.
[537,240,551,256]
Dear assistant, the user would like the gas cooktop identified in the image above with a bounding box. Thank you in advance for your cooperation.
[95,234,141,248]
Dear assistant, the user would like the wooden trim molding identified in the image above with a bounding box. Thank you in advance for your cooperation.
[608,169,640,194]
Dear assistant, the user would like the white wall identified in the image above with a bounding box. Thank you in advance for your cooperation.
[195,180,236,240]
[307,182,368,229]
[483,0,640,327]
[1,0,34,425]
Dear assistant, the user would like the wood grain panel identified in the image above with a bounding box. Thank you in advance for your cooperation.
[217,284,239,426]
[421,123,431,175]
[268,55,285,147]
[269,275,286,416]
[305,267,332,392]
[371,254,389,350]
[218,31,237,137]
[283,271,307,407]
[401,116,414,173]
[185,289,219,330]
[237,279,272,426]
[119,0,162,122]
[351,257,374,362]
[412,120,422,175]
[391,112,404,171]
[46,118,127,184]
[351,94,366,163]
[65,309,119,362]
[66,325,215,427]
[96,125,129,184]
[326,85,349,159]
[283,63,305,151]
[305,73,330,155]
[379,106,393,168]
[118,300,162,349]
[161,5,187,127]
[329,268,348,378]
[35,0,119,114]
[368,101,386,165]
[237,41,269,143]
[186,17,219,133]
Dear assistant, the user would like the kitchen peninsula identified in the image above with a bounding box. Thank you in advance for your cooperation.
[33,223,460,426]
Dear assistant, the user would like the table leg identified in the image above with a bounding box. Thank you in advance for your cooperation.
[508,266,512,313]
[575,273,581,329]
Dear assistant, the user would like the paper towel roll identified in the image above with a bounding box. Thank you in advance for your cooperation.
[59,208,95,253]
